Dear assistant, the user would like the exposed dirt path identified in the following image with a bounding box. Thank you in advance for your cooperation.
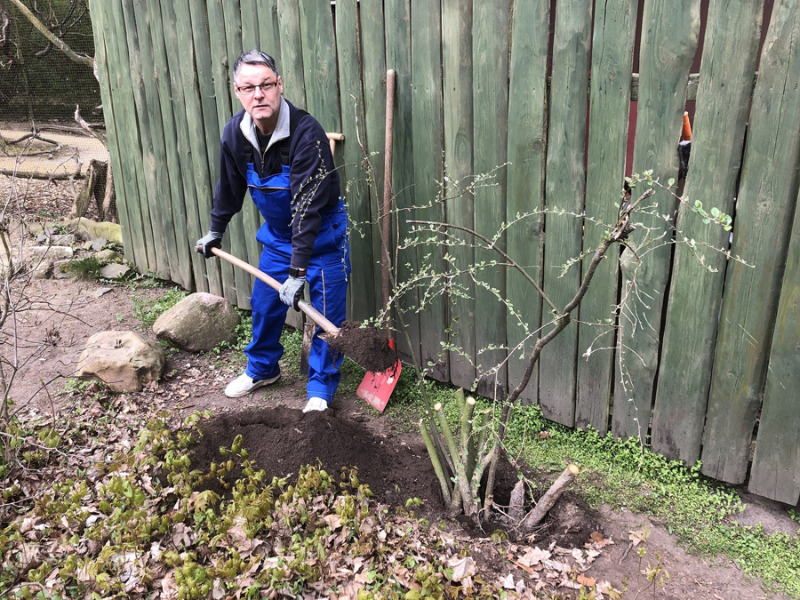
[1,123,108,179]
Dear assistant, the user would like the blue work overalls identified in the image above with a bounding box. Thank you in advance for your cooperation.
[244,163,351,403]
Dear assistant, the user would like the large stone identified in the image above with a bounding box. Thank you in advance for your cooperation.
[27,246,74,259]
[75,331,166,392]
[64,218,124,246]
[153,292,241,352]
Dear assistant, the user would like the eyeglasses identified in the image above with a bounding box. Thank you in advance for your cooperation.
[236,81,279,96]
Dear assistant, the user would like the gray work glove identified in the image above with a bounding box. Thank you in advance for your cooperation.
[279,275,306,309]
[195,231,223,258]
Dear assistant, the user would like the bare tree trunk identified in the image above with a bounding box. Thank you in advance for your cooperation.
[75,105,116,222]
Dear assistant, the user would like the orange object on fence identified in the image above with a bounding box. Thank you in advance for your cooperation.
[681,111,692,142]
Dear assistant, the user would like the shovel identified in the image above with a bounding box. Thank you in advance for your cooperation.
[356,68,402,412]
[207,246,401,411]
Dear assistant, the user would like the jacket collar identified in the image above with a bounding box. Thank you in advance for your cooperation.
[239,96,290,153]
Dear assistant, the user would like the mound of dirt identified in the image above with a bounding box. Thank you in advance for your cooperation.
[189,405,603,550]
[191,406,446,511]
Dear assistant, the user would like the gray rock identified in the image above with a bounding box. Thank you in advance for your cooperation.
[0,247,66,280]
[90,238,109,252]
[153,292,241,352]
[75,330,166,392]
[52,259,79,279]
[65,218,124,246]
[99,263,131,280]
[30,257,55,280]
[28,246,74,259]
[94,249,124,264]
[36,232,76,246]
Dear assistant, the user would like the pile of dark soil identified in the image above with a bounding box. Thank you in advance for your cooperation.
[189,405,601,548]
[191,406,446,511]
[326,320,398,372]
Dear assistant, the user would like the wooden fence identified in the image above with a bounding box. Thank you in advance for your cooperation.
[88,0,800,506]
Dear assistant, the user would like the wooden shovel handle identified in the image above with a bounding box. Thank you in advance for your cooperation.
[209,247,340,335]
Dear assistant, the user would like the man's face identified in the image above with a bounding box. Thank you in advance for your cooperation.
[234,63,284,134]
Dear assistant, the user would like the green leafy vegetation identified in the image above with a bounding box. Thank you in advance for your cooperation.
[0,403,508,598]
[60,256,102,279]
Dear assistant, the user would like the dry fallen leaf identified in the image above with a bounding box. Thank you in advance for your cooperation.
[577,573,596,587]
[448,556,477,582]
[518,546,551,567]
[628,528,647,547]
[502,573,516,589]
[590,531,613,547]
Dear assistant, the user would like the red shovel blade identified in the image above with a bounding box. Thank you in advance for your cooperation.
[357,359,401,412]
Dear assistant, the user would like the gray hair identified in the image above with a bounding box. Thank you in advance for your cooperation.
[233,50,279,83]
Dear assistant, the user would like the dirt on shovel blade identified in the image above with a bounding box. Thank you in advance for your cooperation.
[324,320,398,372]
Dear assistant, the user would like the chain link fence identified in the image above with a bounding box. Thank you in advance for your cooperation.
[1,0,101,123]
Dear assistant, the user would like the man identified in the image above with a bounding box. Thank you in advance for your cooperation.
[196,50,350,413]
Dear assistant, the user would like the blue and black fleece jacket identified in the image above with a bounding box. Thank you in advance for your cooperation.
[209,97,341,270]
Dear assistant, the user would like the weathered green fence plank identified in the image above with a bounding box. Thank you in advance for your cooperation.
[202,0,238,304]
[505,0,549,406]
[298,0,339,132]
[217,0,257,308]
[295,1,341,333]
[103,0,152,273]
[576,0,637,435]
[276,0,306,110]
[186,0,224,297]
[359,0,388,316]
[222,0,261,286]
[240,0,259,50]
[334,0,374,322]
[120,0,173,282]
[87,1,135,264]
[147,2,207,289]
[702,0,800,484]
[139,0,199,291]
[411,0,448,381]
[204,0,241,304]
[749,184,800,505]
[539,0,591,426]
[169,0,226,295]
[256,0,280,63]
[384,0,420,363]
[612,0,700,442]
[651,0,763,464]
[471,0,509,399]
[442,0,476,390]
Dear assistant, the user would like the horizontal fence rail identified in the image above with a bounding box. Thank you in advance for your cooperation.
[89,0,799,505]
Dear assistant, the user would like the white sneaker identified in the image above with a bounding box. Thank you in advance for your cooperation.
[302,397,328,413]
[224,372,280,398]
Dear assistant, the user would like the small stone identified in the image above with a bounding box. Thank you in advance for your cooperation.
[28,246,74,259]
[99,263,131,280]
[94,249,124,264]
[90,238,109,252]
